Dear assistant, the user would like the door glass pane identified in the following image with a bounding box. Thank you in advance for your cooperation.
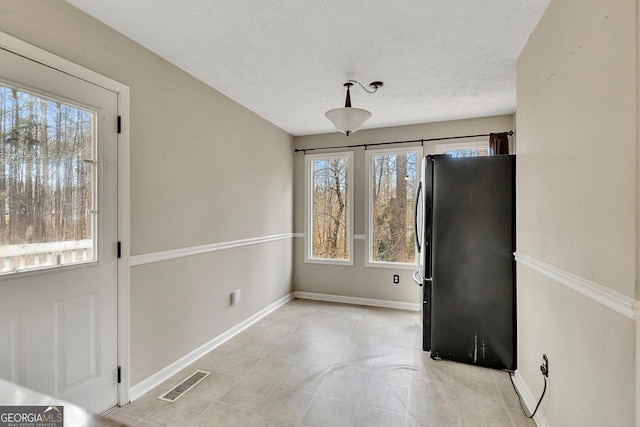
[0,83,96,274]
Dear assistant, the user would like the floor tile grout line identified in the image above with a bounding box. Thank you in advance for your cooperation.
[185,400,214,427]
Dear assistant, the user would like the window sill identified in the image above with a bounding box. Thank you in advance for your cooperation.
[304,258,353,266]
[364,261,418,270]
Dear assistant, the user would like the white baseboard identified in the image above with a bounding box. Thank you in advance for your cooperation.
[129,292,294,402]
[293,291,421,311]
[512,370,550,427]
[636,303,640,427]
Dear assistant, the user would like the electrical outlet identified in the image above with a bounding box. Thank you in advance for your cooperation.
[540,354,549,377]
[393,274,400,284]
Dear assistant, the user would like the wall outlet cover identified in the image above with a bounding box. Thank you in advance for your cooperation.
[231,289,241,306]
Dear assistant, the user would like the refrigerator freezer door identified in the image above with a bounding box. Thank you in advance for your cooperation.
[429,155,515,370]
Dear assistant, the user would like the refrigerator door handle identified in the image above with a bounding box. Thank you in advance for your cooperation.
[414,181,423,253]
[412,270,423,286]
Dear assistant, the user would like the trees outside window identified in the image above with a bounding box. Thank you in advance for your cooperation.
[367,148,420,266]
[0,83,96,273]
[305,152,353,264]
[436,141,489,157]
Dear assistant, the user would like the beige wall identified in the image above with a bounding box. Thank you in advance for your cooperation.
[0,0,294,386]
[516,0,636,425]
[293,115,514,304]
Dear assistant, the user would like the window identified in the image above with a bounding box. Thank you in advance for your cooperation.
[436,141,489,157]
[0,83,97,274]
[305,152,353,265]
[366,147,421,267]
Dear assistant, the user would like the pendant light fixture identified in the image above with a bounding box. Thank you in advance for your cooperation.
[325,80,383,136]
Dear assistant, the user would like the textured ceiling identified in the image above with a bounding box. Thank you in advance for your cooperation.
[65,0,550,136]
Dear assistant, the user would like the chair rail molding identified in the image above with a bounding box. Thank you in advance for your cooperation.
[514,252,634,319]
[130,233,294,267]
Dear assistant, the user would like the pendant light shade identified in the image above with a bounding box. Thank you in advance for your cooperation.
[325,80,383,136]
[325,107,372,137]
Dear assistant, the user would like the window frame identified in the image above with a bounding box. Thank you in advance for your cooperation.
[435,140,489,156]
[365,146,422,269]
[304,151,354,266]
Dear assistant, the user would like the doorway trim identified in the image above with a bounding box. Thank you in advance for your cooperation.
[0,31,131,406]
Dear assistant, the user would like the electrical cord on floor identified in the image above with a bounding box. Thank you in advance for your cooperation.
[508,371,547,419]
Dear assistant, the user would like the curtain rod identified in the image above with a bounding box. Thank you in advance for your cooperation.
[294,130,513,154]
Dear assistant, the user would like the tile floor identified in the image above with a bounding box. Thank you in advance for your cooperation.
[109,299,535,426]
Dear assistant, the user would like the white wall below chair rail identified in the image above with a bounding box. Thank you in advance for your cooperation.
[129,292,294,402]
[514,252,638,427]
[129,233,294,267]
[294,291,422,311]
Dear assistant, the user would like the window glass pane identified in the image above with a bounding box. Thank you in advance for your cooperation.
[310,156,350,260]
[444,147,489,157]
[0,84,96,274]
[370,151,417,263]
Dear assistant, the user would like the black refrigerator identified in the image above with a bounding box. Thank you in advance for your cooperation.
[413,154,516,371]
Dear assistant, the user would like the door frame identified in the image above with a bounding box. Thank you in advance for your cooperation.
[0,32,131,407]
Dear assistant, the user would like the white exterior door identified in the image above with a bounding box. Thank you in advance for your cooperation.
[0,47,118,413]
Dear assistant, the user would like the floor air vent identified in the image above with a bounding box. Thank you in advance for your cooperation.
[158,370,210,403]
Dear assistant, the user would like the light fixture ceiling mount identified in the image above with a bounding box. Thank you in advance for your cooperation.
[325,80,384,136]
